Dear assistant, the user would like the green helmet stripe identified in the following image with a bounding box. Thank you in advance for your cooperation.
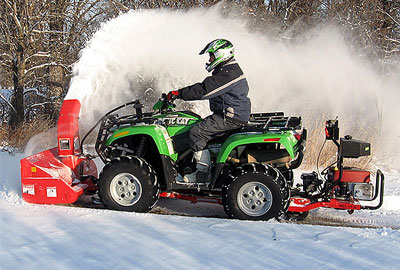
[201,39,234,72]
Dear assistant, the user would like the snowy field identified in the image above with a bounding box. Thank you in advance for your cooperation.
[1,151,399,270]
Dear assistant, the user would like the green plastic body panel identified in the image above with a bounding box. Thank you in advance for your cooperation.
[153,112,201,137]
[106,125,179,161]
[216,131,298,163]
[105,112,201,161]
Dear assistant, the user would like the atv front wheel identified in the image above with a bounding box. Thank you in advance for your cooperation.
[99,156,159,212]
[222,163,286,221]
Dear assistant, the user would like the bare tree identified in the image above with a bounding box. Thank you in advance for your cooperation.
[260,0,399,63]
[1,0,398,128]
[0,0,110,126]
[1,0,31,126]
[107,0,219,13]
[320,0,399,62]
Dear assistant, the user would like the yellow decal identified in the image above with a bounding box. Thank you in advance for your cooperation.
[31,167,37,173]
[114,131,129,138]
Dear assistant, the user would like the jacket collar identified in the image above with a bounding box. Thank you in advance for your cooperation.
[212,59,237,74]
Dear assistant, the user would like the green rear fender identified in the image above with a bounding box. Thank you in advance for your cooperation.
[106,125,178,161]
[216,132,298,163]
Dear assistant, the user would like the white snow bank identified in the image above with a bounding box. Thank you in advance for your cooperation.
[0,152,24,204]
[1,201,400,270]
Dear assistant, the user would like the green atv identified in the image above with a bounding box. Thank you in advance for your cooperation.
[89,95,306,221]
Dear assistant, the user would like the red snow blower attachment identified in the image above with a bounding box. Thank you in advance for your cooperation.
[20,99,98,204]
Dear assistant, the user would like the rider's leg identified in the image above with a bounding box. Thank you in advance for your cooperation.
[182,114,242,183]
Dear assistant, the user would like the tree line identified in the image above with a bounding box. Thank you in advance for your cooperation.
[0,0,399,127]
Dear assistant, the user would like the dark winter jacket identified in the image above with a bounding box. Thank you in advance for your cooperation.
[178,61,251,124]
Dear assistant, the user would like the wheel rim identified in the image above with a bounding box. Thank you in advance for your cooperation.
[110,173,142,206]
[237,181,273,217]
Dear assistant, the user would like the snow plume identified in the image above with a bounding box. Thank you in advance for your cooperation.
[23,128,57,157]
[66,5,399,169]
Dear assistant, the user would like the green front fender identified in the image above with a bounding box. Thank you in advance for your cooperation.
[216,132,298,163]
[106,125,178,161]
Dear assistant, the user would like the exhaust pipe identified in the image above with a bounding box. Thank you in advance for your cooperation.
[20,99,98,204]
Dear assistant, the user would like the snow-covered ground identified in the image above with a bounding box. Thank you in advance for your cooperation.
[1,151,399,270]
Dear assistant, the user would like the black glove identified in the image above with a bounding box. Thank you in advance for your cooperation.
[167,91,179,101]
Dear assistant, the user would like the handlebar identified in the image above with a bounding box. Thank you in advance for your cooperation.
[154,93,176,113]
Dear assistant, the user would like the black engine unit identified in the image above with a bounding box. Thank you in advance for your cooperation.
[339,137,370,158]
[301,171,322,193]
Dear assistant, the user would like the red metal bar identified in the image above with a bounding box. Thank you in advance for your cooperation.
[288,197,361,212]
[160,192,222,204]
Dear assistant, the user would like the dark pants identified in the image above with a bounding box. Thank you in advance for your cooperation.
[189,114,243,152]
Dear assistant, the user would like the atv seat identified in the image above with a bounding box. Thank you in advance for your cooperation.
[206,128,244,145]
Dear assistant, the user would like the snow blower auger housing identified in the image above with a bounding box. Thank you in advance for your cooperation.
[20,99,98,204]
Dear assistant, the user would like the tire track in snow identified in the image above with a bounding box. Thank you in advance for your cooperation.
[72,195,400,229]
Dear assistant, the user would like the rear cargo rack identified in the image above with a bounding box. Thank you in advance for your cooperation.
[247,112,302,132]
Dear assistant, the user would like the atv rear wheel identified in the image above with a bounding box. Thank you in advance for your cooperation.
[99,156,159,212]
[222,163,286,221]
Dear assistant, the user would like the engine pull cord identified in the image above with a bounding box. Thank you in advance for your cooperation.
[316,138,326,179]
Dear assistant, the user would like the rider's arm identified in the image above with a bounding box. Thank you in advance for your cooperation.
[178,63,244,101]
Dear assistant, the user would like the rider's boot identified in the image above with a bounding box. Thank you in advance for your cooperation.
[183,149,211,184]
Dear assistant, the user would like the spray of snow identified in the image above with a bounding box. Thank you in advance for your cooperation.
[65,6,399,169]
[23,127,57,157]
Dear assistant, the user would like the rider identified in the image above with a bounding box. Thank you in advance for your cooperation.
[167,39,251,183]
